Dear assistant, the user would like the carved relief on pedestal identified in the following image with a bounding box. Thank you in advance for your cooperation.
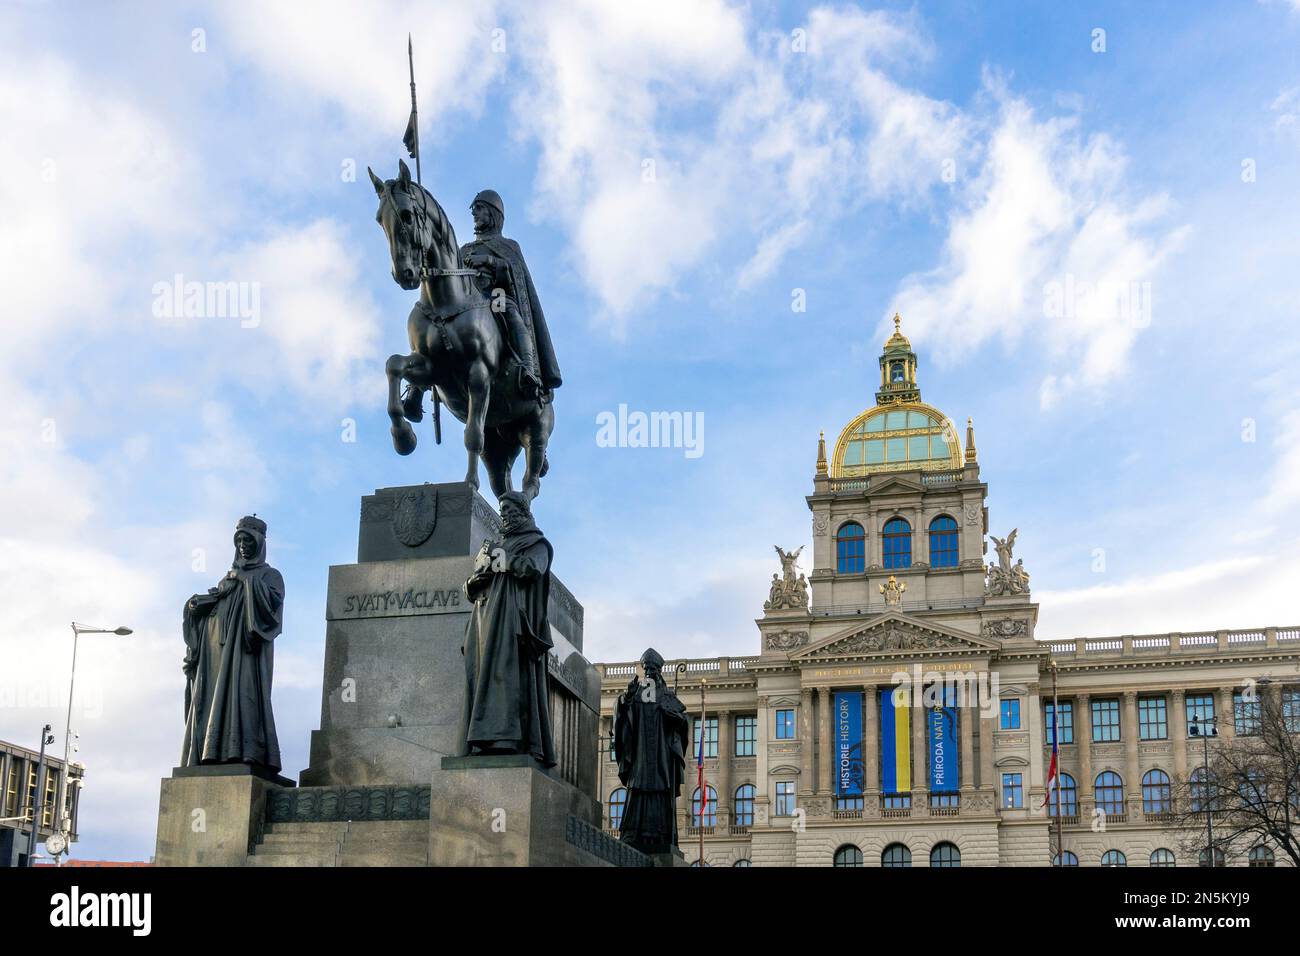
[983,618,1028,640]
[765,629,810,652]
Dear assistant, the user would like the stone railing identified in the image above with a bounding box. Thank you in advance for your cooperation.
[597,657,760,681]
[1045,627,1297,660]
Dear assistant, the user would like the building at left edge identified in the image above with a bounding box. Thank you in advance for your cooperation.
[0,739,83,866]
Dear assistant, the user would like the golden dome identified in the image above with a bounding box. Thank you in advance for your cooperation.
[831,401,962,477]
[827,313,963,478]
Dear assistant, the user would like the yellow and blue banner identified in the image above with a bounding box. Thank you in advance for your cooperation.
[834,691,864,796]
[928,683,959,793]
[880,687,911,793]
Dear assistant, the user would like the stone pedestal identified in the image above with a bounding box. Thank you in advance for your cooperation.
[428,755,603,866]
[301,482,596,793]
[154,766,292,866]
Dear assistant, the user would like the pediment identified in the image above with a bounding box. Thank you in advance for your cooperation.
[790,612,997,660]
[865,474,924,496]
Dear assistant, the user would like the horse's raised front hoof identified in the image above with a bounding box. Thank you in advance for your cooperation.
[391,423,417,456]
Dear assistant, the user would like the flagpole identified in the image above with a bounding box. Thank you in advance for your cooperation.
[699,678,707,867]
[407,34,421,185]
[1051,659,1062,864]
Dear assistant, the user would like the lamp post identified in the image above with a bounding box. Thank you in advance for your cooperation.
[1188,714,1218,866]
[24,725,54,866]
[56,622,132,865]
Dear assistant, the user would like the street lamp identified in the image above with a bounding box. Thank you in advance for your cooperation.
[55,622,132,865]
[1188,714,1218,866]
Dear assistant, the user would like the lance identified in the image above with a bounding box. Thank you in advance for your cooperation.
[405,35,441,442]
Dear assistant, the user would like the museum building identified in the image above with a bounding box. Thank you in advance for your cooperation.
[594,317,1300,867]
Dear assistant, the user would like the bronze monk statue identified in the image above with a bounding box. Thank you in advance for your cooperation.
[614,648,690,854]
[181,516,284,772]
[460,492,556,765]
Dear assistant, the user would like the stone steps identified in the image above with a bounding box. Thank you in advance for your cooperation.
[249,819,429,866]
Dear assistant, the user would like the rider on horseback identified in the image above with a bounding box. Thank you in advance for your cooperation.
[460,190,563,402]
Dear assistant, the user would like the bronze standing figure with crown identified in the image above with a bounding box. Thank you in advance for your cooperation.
[180,515,285,773]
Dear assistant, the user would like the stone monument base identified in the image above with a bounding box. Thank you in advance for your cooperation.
[428,755,605,866]
[154,765,294,866]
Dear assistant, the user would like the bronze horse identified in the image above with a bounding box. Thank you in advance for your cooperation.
[369,160,553,500]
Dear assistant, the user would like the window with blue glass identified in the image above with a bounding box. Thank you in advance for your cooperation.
[1094,771,1125,815]
[733,785,755,826]
[691,786,717,826]
[1048,773,1078,817]
[1139,696,1168,740]
[1186,693,1215,736]
[882,517,912,569]
[1142,770,1171,813]
[1233,690,1261,736]
[1000,699,1021,730]
[775,781,795,816]
[734,715,757,756]
[1091,698,1121,742]
[1045,701,1074,744]
[1284,688,1300,733]
[608,787,627,830]
[928,515,959,567]
[836,522,865,574]
[774,709,795,739]
[695,717,718,758]
[1002,773,1023,809]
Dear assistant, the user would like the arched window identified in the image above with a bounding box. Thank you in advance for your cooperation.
[733,784,755,827]
[691,785,717,827]
[689,859,710,867]
[1101,849,1127,867]
[882,518,912,569]
[1048,773,1078,817]
[836,522,865,574]
[1094,771,1124,816]
[881,843,912,868]
[1149,848,1176,867]
[1198,847,1225,867]
[1190,767,1218,812]
[1142,769,1171,813]
[732,859,752,867]
[928,515,959,568]
[930,842,961,867]
[1248,845,1275,867]
[1052,851,1078,867]
[608,787,627,830]
[833,844,863,867]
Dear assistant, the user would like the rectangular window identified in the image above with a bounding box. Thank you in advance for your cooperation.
[1002,773,1023,809]
[1234,691,1261,736]
[734,715,757,756]
[1091,698,1120,742]
[1000,699,1021,730]
[881,793,911,810]
[835,795,864,811]
[694,717,718,758]
[1284,688,1300,734]
[1186,692,1215,736]
[608,728,617,761]
[775,781,795,816]
[1138,696,1168,740]
[1044,701,1074,744]
[774,709,795,740]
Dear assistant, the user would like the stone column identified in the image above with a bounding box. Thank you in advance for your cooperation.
[817,689,833,795]
[1171,689,1188,783]
[755,696,770,823]
[959,697,975,792]
[1218,687,1235,739]
[715,711,732,827]
[1076,694,1092,816]
[978,688,995,792]
[912,689,928,804]
[863,685,879,797]
[799,687,814,793]
[1028,684,1044,789]
[1123,691,1140,818]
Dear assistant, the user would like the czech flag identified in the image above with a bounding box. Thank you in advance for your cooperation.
[1041,710,1059,808]
[696,706,708,823]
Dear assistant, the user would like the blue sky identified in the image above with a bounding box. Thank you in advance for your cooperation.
[2,0,1298,862]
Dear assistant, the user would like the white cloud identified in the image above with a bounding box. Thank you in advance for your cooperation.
[890,86,1186,408]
